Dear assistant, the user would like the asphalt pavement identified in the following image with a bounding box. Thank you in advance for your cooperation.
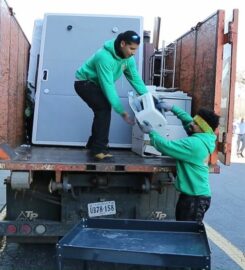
[205,161,245,270]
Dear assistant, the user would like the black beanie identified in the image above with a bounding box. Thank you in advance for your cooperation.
[116,30,141,45]
[197,108,220,131]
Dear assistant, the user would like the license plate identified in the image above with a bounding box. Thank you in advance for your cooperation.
[87,201,116,218]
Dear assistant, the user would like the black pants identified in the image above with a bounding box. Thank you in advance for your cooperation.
[175,193,211,222]
[74,80,111,154]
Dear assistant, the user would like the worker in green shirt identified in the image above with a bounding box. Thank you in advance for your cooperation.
[74,31,148,160]
[139,101,220,222]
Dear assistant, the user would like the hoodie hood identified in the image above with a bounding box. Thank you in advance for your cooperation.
[193,132,217,154]
[104,39,122,60]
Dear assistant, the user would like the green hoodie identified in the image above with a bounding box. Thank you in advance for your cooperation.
[75,39,148,114]
[149,105,217,196]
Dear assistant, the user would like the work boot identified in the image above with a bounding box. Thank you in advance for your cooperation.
[94,152,113,160]
[88,149,114,161]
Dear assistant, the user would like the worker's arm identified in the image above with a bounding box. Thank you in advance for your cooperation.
[170,105,193,134]
[149,130,194,161]
[157,101,193,128]
[123,57,148,95]
[171,105,193,125]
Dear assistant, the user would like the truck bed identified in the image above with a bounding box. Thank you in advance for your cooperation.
[0,145,176,173]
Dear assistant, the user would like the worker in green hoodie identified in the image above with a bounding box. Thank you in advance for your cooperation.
[74,31,148,160]
[139,101,220,222]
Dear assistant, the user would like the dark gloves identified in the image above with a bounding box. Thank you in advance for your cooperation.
[155,100,173,112]
[139,120,154,134]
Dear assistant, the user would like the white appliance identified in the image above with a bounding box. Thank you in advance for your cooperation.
[130,86,192,156]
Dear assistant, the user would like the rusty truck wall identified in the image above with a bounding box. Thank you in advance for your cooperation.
[166,11,222,168]
[165,11,225,115]
[0,0,30,147]
[164,10,238,166]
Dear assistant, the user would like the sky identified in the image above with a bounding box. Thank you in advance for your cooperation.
[6,0,245,71]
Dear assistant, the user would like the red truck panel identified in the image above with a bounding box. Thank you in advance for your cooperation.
[165,10,238,165]
[0,0,30,148]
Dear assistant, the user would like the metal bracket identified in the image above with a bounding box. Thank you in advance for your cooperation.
[10,171,32,190]
[223,21,237,44]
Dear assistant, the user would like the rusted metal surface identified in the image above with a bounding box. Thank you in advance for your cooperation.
[0,146,177,173]
[0,0,30,148]
[165,12,221,113]
[210,11,225,165]
[218,9,238,165]
[0,0,9,143]
[7,15,19,147]
[193,17,217,112]
[124,165,175,173]
[176,32,196,97]
[143,43,155,85]
[0,145,219,173]
[164,10,238,166]
[0,162,175,173]
[55,170,62,183]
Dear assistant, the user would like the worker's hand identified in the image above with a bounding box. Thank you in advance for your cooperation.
[156,100,173,112]
[121,112,135,125]
[139,120,154,134]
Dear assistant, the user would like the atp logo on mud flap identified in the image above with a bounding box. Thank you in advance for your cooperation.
[17,211,38,221]
[151,211,167,220]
